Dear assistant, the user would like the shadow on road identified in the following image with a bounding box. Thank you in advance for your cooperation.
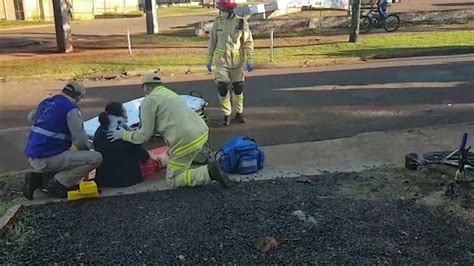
[3,60,473,130]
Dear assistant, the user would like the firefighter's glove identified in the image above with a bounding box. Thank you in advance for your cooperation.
[247,63,254,73]
[107,127,125,142]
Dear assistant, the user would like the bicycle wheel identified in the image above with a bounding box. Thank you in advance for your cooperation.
[360,16,372,34]
[405,153,419,170]
[423,151,474,162]
[405,151,474,170]
[383,14,400,32]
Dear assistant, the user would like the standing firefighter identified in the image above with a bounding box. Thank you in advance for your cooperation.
[207,0,254,126]
[107,72,232,189]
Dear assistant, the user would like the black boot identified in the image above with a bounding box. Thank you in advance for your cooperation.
[235,113,246,124]
[45,179,68,198]
[208,161,233,189]
[223,115,231,126]
[22,172,43,200]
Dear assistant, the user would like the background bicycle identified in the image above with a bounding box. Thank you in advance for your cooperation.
[360,5,401,33]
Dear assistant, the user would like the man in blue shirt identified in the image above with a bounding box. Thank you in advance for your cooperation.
[23,82,102,199]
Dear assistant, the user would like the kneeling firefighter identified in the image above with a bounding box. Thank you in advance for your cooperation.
[206,0,254,126]
[107,72,232,188]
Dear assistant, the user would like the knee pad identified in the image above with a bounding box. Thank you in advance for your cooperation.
[232,82,243,95]
[217,82,229,97]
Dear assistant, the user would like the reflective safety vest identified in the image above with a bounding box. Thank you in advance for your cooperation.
[24,95,78,158]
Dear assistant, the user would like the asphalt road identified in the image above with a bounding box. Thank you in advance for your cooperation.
[0,54,473,173]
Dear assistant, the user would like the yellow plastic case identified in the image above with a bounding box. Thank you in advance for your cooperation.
[67,180,99,201]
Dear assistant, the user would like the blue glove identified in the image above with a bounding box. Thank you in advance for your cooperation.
[247,63,254,73]
[206,63,212,72]
[107,127,125,142]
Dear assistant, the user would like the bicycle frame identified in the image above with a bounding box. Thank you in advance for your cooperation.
[406,133,472,197]
[407,133,473,170]
[455,133,471,181]
[366,9,380,22]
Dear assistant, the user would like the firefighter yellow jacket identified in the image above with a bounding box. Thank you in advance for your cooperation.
[123,86,208,157]
[207,16,254,69]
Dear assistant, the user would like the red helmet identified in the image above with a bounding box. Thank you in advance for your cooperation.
[217,0,236,11]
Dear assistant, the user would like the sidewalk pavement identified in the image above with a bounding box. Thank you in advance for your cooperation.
[24,122,474,206]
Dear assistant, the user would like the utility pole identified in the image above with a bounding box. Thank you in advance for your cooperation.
[145,0,158,34]
[2,0,8,20]
[53,0,73,53]
[349,0,362,43]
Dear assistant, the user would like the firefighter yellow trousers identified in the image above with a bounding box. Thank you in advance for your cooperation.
[218,90,244,116]
[166,135,212,188]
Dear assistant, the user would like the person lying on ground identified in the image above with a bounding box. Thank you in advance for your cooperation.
[107,72,233,189]
[23,82,103,199]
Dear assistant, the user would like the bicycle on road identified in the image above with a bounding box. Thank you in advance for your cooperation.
[360,9,400,34]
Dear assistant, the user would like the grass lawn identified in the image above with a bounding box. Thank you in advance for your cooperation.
[266,30,474,62]
[0,30,472,78]
[0,20,49,29]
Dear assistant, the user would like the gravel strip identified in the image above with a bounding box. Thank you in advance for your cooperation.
[1,174,473,264]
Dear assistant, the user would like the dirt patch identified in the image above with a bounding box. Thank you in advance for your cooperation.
[338,167,474,222]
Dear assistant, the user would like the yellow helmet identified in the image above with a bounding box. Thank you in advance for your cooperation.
[142,72,162,85]
[62,81,85,99]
